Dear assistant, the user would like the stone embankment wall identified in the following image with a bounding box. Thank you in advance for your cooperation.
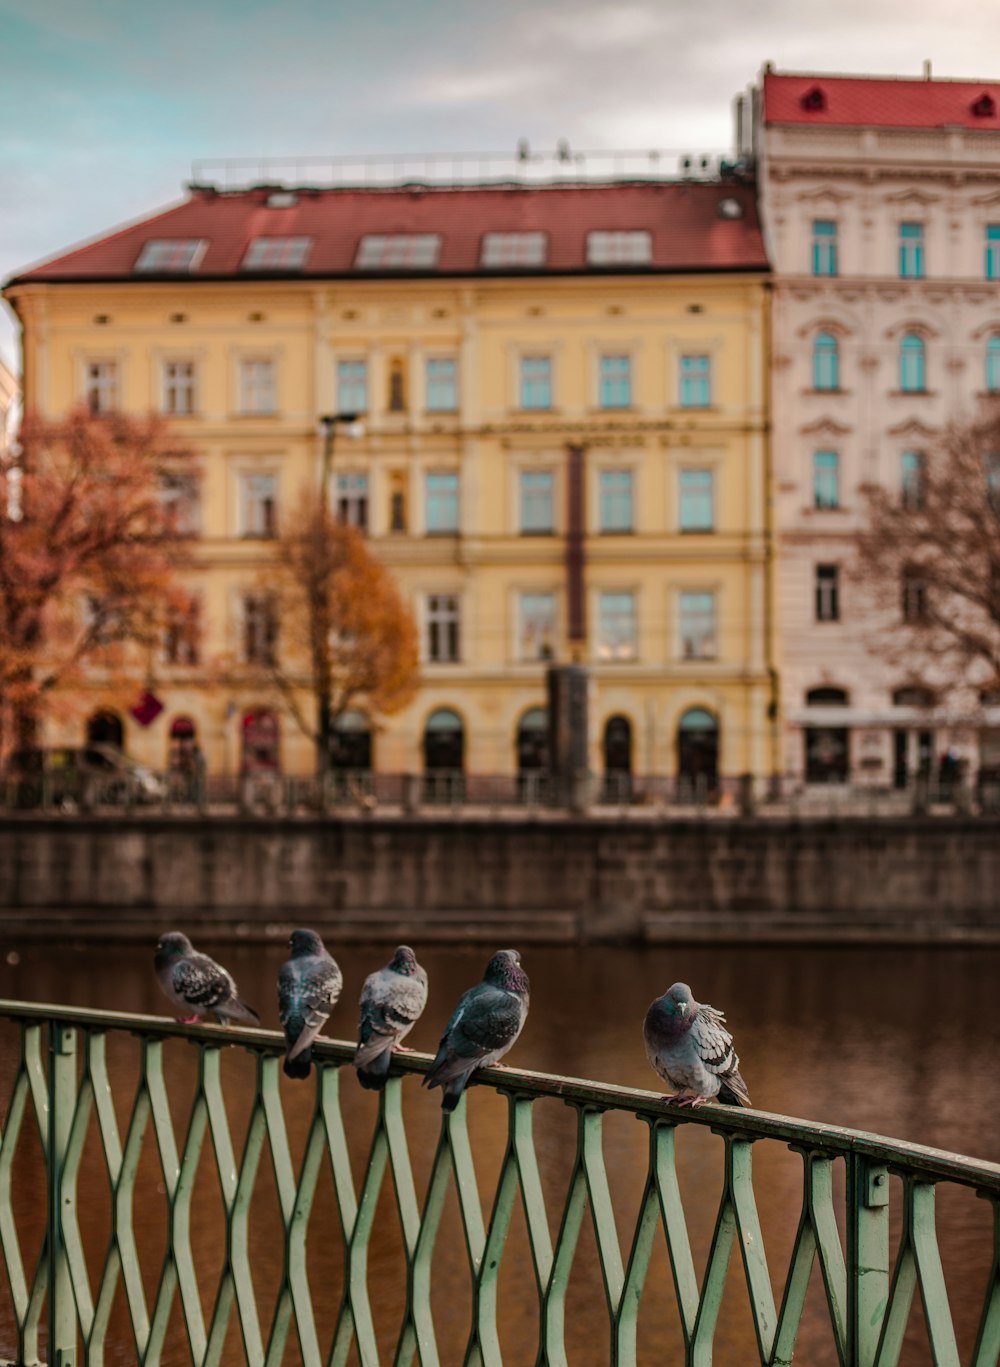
[0,815,996,945]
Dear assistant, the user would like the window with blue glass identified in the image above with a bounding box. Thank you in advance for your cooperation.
[813,451,840,509]
[520,355,552,410]
[679,469,715,531]
[812,332,839,391]
[336,359,367,413]
[519,470,554,534]
[599,355,632,408]
[812,220,838,276]
[599,470,634,533]
[987,226,1000,280]
[899,222,924,279]
[426,357,458,412]
[425,472,459,534]
[679,354,711,407]
[899,333,926,392]
[900,451,925,510]
[987,336,1000,392]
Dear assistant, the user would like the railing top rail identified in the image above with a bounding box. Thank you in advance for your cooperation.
[1,996,996,1193]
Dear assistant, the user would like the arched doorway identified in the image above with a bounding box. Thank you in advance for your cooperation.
[331,710,373,771]
[168,716,197,772]
[602,715,632,801]
[677,708,719,796]
[804,686,850,784]
[423,709,464,772]
[516,708,548,773]
[241,709,280,773]
[86,710,123,750]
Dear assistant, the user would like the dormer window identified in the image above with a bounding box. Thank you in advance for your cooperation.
[480,232,547,268]
[355,234,441,270]
[800,86,826,112]
[242,236,312,270]
[586,231,652,266]
[972,93,997,118]
[134,239,207,273]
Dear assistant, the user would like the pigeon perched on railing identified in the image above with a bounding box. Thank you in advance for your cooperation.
[154,932,260,1026]
[643,981,751,1108]
[354,945,428,1091]
[278,928,343,1079]
[423,948,529,1112]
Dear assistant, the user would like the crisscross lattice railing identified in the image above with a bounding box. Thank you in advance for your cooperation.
[0,999,998,1365]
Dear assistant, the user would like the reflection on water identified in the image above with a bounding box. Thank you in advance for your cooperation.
[0,937,997,1365]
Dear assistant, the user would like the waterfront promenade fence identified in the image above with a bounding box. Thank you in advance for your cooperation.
[0,998,999,1365]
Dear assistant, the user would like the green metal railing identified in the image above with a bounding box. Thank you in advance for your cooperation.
[0,1000,998,1366]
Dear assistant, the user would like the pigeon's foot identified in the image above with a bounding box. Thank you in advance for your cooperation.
[676,1096,706,1109]
[177,1014,201,1025]
[393,1044,414,1053]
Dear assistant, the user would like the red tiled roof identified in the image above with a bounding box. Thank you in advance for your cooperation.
[7,181,767,284]
[763,71,1000,131]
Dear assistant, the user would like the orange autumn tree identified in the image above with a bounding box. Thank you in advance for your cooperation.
[260,489,419,776]
[0,408,194,762]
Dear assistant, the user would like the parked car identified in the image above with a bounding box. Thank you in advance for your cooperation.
[6,745,167,807]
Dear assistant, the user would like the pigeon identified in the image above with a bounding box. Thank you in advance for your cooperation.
[154,932,260,1026]
[423,948,529,1112]
[354,945,429,1091]
[643,982,751,1108]
[277,928,343,1079]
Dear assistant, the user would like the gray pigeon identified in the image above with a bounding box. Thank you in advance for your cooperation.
[643,982,751,1108]
[154,932,260,1026]
[423,949,529,1112]
[354,945,428,1091]
[277,929,343,1079]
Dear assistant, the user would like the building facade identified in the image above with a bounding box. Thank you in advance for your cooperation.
[4,178,773,785]
[748,68,1000,787]
[0,356,15,460]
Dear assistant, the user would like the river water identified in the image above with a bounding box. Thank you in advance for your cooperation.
[0,938,997,1364]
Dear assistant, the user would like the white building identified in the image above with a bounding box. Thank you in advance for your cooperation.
[745,66,1000,788]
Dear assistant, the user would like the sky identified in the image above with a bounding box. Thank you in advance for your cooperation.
[2,0,1000,369]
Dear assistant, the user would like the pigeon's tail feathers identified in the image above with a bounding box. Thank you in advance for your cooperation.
[286,1014,326,1064]
[355,1047,393,1091]
[354,1030,394,1071]
[718,1070,752,1108]
[283,1049,313,1080]
[440,1075,471,1112]
[219,997,260,1025]
[424,1056,477,1109]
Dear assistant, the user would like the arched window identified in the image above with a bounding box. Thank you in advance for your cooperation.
[331,710,372,771]
[900,333,926,393]
[892,686,936,708]
[677,708,719,790]
[423,708,464,772]
[603,715,632,775]
[86,710,124,750]
[805,686,849,706]
[241,709,280,772]
[813,332,839,391]
[987,335,1000,393]
[168,716,197,773]
[515,707,548,773]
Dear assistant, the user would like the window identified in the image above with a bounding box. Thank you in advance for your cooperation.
[134,239,206,273]
[598,469,634,533]
[679,591,717,660]
[599,355,631,408]
[586,231,652,266]
[239,358,276,414]
[426,472,459,534]
[987,226,1000,280]
[426,357,458,412]
[243,594,277,666]
[355,234,441,269]
[892,685,935,708]
[596,591,637,661]
[242,236,312,270]
[806,686,849,705]
[899,222,924,279]
[337,359,368,413]
[812,220,838,276]
[813,451,840,509]
[336,472,368,531]
[987,336,1000,392]
[159,471,200,535]
[164,600,200,666]
[901,451,926,510]
[899,333,926,392]
[85,361,118,414]
[238,472,277,538]
[813,332,839,391]
[389,472,408,532]
[519,592,556,661]
[815,564,840,621]
[520,356,552,410]
[902,573,928,623]
[163,361,196,416]
[679,354,711,407]
[481,232,547,268]
[426,594,460,662]
[519,471,554,534]
[387,358,406,412]
[679,468,715,531]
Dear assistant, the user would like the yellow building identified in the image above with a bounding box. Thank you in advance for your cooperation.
[4,175,774,788]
